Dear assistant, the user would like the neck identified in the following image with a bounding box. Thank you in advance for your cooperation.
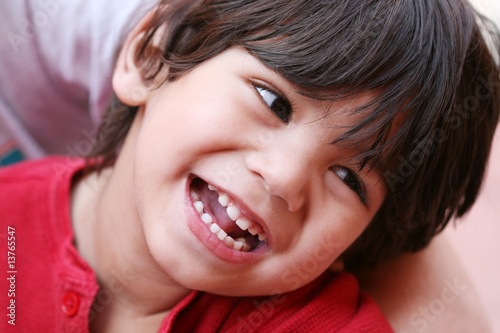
[71,115,191,332]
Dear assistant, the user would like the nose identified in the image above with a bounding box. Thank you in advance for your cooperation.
[245,138,311,212]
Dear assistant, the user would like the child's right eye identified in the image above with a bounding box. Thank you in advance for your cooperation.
[254,85,292,124]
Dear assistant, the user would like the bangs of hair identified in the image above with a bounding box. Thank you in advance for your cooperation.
[90,0,499,267]
[137,0,476,174]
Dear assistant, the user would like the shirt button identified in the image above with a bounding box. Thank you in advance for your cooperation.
[61,291,80,317]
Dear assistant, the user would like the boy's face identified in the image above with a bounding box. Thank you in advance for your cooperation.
[129,47,386,296]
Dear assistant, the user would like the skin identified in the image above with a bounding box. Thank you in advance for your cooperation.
[72,15,387,332]
[70,11,492,333]
[129,46,387,294]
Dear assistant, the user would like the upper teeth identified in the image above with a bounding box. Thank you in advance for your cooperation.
[235,217,251,230]
[218,194,230,207]
[226,205,241,221]
[210,186,266,240]
[190,183,267,251]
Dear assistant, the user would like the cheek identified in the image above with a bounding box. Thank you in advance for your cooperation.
[267,239,341,293]
[145,96,250,153]
[324,172,363,209]
[287,207,373,276]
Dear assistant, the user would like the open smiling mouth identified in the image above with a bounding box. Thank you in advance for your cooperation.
[190,178,267,253]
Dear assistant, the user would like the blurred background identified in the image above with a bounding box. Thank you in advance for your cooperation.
[446,2,500,332]
[0,0,499,331]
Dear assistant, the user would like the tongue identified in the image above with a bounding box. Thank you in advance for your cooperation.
[194,179,248,238]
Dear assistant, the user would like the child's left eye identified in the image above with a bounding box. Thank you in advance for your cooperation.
[254,85,292,124]
[331,166,367,205]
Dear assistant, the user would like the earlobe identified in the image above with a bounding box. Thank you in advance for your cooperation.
[112,11,157,106]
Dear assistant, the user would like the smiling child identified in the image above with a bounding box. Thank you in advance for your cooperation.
[1,0,499,332]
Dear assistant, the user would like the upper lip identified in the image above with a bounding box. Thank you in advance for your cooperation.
[196,176,271,244]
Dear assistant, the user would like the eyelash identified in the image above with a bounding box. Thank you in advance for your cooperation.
[253,83,293,124]
[252,81,367,205]
[331,166,368,205]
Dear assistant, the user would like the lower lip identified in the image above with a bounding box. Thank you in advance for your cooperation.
[185,178,267,264]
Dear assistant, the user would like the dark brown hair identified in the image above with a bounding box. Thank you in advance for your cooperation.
[88,0,500,269]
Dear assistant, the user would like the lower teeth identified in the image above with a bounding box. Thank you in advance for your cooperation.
[191,188,260,252]
[197,206,251,252]
[234,238,251,252]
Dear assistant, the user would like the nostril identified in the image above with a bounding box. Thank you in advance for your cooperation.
[266,181,305,213]
[245,152,305,212]
[284,194,305,213]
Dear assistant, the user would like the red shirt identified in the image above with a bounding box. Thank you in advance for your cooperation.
[0,157,393,332]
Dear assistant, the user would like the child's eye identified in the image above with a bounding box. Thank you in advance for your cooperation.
[255,85,292,124]
[331,166,368,205]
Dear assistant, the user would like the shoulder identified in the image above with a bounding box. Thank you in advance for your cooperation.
[0,156,94,332]
[271,271,394,332]
[0,156,84,225]
[0,156,83,184]
[0,156,84,226]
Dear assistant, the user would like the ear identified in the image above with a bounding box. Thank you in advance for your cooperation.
[113,11,157,106]
[329,258,345,272]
